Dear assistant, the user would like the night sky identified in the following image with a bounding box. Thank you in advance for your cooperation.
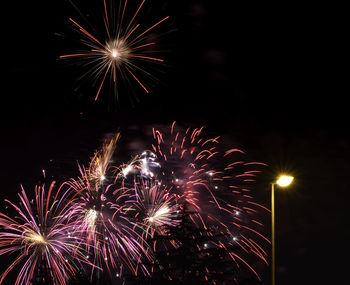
[0,1,348,284]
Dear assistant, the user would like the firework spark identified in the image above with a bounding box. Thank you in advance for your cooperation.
[0,182,90,285]
[60,0,169,102]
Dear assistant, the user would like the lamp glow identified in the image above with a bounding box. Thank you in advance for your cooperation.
[276,175,294,187]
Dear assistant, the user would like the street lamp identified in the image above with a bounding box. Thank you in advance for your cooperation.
[271,175,294,285]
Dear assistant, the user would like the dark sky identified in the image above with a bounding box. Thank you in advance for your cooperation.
[0,1,348,284]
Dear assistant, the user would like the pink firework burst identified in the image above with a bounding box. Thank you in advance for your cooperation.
[0,182,91,285]
[146,122,271,280]
[60,0,169,102]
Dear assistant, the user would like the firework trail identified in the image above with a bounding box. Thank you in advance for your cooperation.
[87,132,120,188]
[65,133,151,278]
[0,182,91,285]
[60,0,169,102]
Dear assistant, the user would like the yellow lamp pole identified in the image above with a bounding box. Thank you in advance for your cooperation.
[271,175,294,285]
[271,182,276,285]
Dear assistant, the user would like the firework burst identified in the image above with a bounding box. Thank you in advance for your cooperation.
[0,182,90,285]
[60,0,169,102]
[117,150,160,180]
[65,133,151,277]
[145,122,270,280]
[129,180,181,238]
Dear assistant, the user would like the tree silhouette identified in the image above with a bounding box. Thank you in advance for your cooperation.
[126,204,239,284]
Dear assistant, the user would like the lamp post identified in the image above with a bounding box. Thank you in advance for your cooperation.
[271,175,294,285]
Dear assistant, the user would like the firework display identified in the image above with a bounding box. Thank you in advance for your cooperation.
[1,0,271,283]
[0,124,269,284]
